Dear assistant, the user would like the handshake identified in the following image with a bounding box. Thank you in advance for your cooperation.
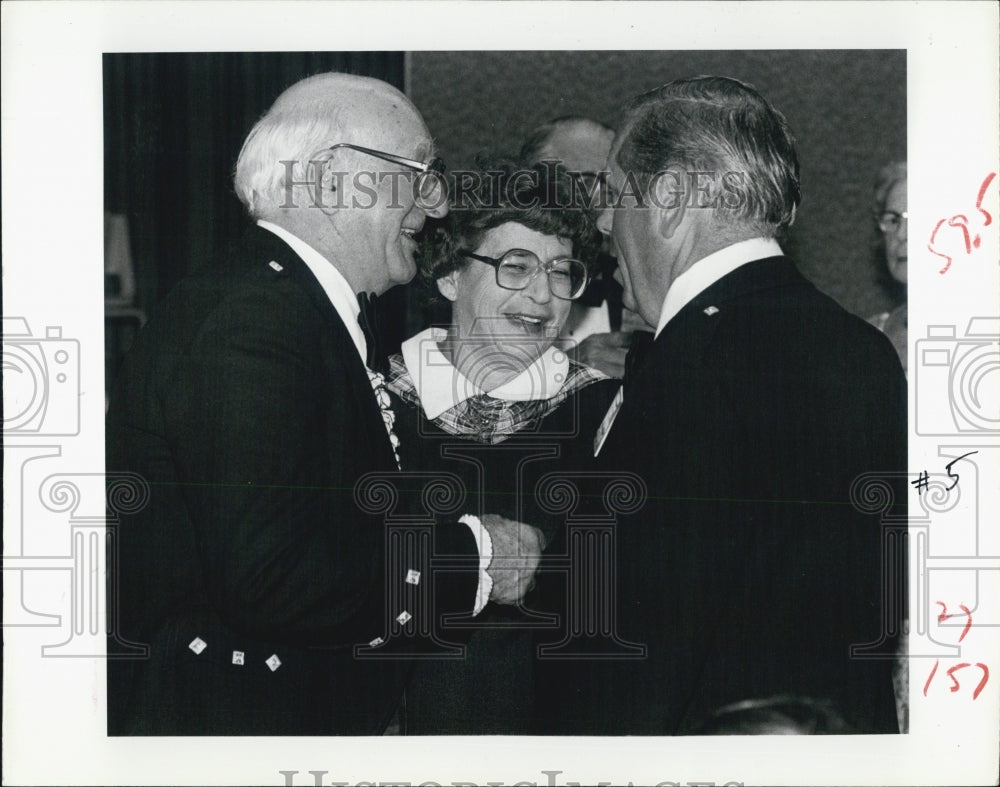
[481,514,545,605]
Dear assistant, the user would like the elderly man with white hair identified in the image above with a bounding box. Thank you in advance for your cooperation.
[106,73,542,735]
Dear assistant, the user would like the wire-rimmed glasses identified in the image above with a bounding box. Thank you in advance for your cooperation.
[326,143,446,206]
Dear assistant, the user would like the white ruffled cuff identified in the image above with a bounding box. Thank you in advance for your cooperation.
[458,514,493,616]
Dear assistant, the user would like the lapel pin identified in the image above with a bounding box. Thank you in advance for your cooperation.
[703,306,720,316]
[268,261,283,272]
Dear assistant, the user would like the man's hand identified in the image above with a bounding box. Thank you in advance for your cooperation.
[482,514,544,605]
[569,331,632,379]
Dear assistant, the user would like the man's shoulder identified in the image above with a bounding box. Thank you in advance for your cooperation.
[174,228,332,318]
[657,257,903,384]
[712,259,894,350]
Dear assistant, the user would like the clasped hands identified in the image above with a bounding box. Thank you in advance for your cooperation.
[481,514,545,605]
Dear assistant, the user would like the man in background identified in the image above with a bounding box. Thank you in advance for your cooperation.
[535,77,905,734]
[520,116,651,378]
[107,73,542,735]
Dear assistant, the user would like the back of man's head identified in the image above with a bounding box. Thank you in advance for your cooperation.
[520,116,615,173]
[616,76,800,237]
[233,73,411,219]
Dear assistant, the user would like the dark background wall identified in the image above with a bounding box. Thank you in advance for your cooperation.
[411,50,907,319]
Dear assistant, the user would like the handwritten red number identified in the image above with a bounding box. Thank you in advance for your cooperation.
[936,602,973,641]
[975,171,996,229]
[929,219,953,274]
[930,172,997,273]
[946,663,971,692]
[972,663,989,700]
[925,603,989,700]
[923,660,939,697]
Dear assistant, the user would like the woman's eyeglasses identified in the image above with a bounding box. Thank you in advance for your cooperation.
[459,248,589,300]
[876,210,908,235]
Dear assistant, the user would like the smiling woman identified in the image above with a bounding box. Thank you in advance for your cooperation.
[384,160,621,733]
[388,159,608,441]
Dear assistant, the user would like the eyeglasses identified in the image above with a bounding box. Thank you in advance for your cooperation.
[876,210,908,234]
[459,248,589,300]
[326,143,446,206]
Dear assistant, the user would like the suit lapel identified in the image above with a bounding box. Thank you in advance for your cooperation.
[247,224,397,470]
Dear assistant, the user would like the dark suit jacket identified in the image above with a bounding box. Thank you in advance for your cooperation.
[534,256,906,734]
[106,225,479,735]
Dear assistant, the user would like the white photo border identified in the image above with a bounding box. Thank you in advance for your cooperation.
[3,2,998,785]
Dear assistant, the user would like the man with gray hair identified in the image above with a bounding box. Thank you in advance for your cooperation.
[534,77,905,734]
[107,73,542,735]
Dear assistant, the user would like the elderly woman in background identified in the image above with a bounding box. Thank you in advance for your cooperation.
[386,160,619,733]
[867,161,907,373]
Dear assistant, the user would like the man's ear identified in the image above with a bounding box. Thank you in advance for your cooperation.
[436,270,460,302]
[650,172,688,241]
[302,148,342,212]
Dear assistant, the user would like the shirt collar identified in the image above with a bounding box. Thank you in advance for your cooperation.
[257,220,367,363]
[655,237,783,338]
[400,327,570,420]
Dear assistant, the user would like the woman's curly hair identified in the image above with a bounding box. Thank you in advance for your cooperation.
[421,155,601,290]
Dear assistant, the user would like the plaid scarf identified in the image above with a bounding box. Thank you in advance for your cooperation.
[386,352,609,445]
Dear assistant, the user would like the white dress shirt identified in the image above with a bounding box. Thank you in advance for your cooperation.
[654,237,783,337]
[401,327,571,420]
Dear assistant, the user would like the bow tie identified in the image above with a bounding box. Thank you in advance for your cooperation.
[357,291,388,373]
[623,330,655,387]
